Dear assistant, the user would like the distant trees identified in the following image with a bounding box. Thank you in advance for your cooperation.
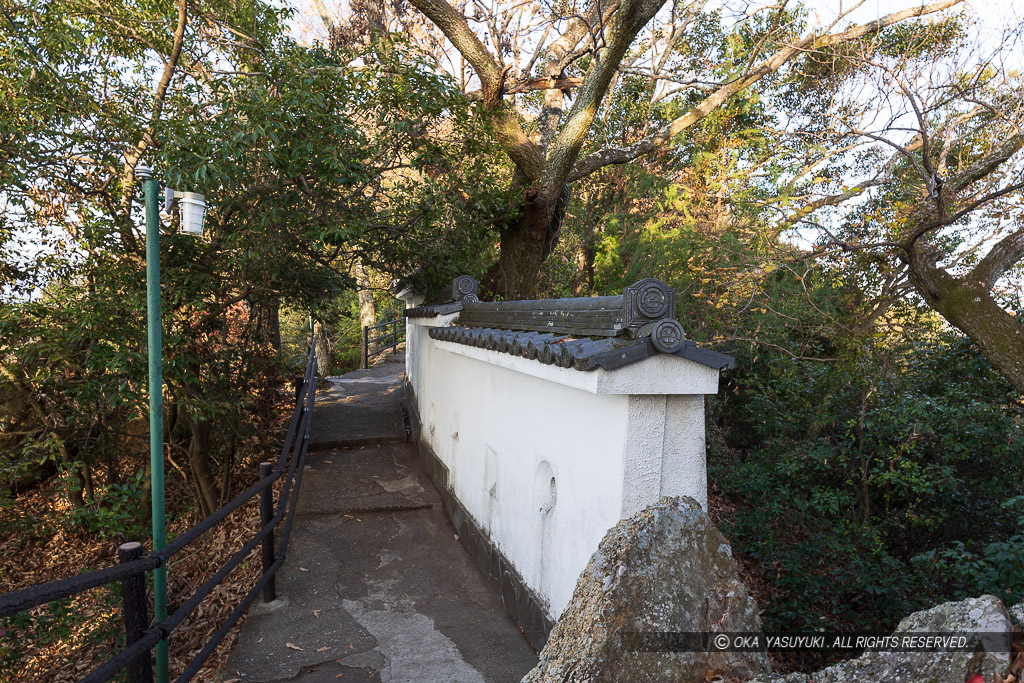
[0,0,501,512]
[349,0,962,298]
[322,0,1024,393]
[774,18,1024,392]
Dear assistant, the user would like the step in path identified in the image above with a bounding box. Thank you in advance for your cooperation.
[227,358,538,683]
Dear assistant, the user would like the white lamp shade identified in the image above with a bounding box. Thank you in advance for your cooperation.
[178,192,207,236]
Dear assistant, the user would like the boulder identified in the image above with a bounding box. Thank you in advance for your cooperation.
[1011,602,1024,628]
[522,496,769,683]
[752,595,1014,683]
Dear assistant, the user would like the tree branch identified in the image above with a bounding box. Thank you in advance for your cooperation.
[568,0,963,181]
[943,131,1024,195]
[406,0,545,178]
[465,75,584,99]
[540,0,666,199]
[117,0,188,253]
[973,226,1024,289]
[536,0,620,151]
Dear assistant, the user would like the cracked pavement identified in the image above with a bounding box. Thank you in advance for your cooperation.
[225,359,537,682]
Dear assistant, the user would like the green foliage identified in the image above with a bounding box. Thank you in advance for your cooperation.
[712,333,1024,634]
[912,496,1024,605]
[64,470,148,540]
[0,0,506,515]
[546,15,1024,643]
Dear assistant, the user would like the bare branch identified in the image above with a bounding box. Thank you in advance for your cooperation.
[406,0,546,177]
[973,225,1024,289]
[569,0,963,181]
[541,0,668,199]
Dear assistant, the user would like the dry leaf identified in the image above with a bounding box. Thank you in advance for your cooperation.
[286,642,303,651]
[313,609,322,618]
[299,567,310,572]
[454,534,460,540]
[317,646,331,652]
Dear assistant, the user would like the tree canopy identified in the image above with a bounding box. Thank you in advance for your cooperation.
[1,0,1022,676]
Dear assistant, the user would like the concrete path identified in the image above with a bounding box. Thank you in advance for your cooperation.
[227,358,537,683]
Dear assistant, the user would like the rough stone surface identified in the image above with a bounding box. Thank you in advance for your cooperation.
[752,595,1014,683]
[1010,602,1024,628]
[521,496,769,683]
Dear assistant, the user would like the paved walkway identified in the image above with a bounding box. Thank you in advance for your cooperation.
[227,358,537,683]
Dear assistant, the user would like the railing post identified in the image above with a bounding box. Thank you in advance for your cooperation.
[118,542,154,683]
[363,325,369,369]
[259,462,276,602]
[293,376,305,412]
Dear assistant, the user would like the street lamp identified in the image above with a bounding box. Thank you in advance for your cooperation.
[134,162,207,683]
[164,187,208,236]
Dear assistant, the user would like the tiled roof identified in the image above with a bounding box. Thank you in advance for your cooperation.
[407,275,735,372]
[405,302,464,318]
[427,326,734,372]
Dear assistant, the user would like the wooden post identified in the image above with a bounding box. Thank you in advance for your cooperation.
[118,542,154,683]
[259,462,276,602]
[366,325,371,368]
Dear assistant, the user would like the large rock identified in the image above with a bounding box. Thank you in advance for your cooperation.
[1010,602,1024,628]
[753,595,1014,683]
[522,496,769,683]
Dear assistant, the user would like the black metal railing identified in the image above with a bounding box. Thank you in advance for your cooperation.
[0,337,319,683]
[363,318,405,369]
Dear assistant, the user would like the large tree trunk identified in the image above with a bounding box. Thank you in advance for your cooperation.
[314,324,331,377]
[186,416,218,517]
[906,250,1024,393]
[253,296,281,352]
[496,185,569,299]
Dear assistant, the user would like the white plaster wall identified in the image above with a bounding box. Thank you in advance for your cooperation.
[404,315,718,619]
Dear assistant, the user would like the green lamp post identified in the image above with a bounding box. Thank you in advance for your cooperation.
[134,162,208,683]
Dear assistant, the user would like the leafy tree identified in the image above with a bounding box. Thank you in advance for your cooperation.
[341,0,965,297]
[761,16,1024,391]
[713,321,1023,638]
[0,0,505,515]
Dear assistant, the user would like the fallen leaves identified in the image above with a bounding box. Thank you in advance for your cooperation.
[286,642,303,651]
[993,625,1024,683]
[0,387,296,682]
[313,609,322,618]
